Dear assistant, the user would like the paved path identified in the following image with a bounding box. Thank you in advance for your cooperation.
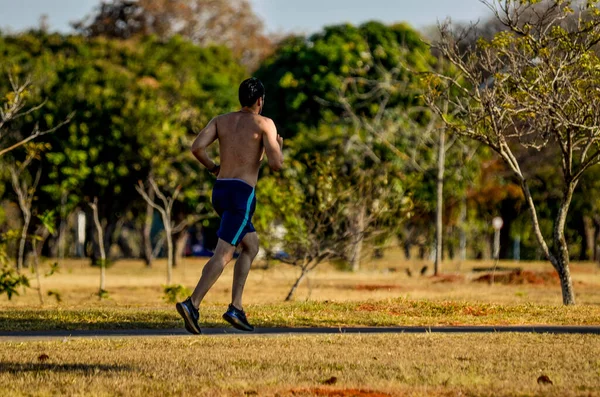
[1,326,599,341]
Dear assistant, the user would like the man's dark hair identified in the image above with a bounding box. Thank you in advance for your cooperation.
[239,77,265,107]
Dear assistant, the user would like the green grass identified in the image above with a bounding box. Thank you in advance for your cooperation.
[1,334,598,396]
[2,298,599,332]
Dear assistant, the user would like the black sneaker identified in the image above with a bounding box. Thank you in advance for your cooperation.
[222,304,254,332]
[176,297,202,335]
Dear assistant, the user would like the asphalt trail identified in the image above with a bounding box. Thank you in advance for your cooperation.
[1,326,599,341]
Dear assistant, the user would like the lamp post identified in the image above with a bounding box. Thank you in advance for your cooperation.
[492,217,504,260]
[76,211,86,258]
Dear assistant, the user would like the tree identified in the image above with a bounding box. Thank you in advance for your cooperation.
[0,33,243,263]
[0,72,69,272]
[136,178,182,286]
[425,0,600,304]
[259,22,442,270]
[0,73,67,297]
[88,198,107,298]
[8,143,45,272]
[268,154,351,301]
[73,0,272,70]
[256,21,431,137]
[0,74,71,157]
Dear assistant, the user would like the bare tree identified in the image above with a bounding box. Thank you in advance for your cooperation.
[276,158,348,301]
[88,198,107,297]
[2,74,71,272]
[141,184,155,267]
[136,178,181,285]
[425,0,600,304]
[0,74,71,158]
[435,120,446,273]
[8,144,45,272]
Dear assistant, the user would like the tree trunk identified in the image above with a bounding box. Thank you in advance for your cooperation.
[285,269,308,301]
[434,127,445,275]
[403,241,411,260]
[56,192,68,263]
[553,184,577,305]
[35,228,50,259]
[165,223,173,286]
[582,216,594,261]
[90,199,106,295]
[142,188,155,267]
[31,240,44,305]
[518,177,575,304]
[556,261,575,305]
[349,204,366,272]
[593,216,600,263]
[17,212,31,273]
[174,229,189,267]
[459,195,467,261]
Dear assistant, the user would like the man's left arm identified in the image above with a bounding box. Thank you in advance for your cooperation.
[191,118,220,175]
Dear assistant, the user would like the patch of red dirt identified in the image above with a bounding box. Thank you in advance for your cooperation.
[291,388,392,397]
[357,303,379,312]
[356,303,404,316]
[430,274,466,284]
[353,284,403,291]
[462,306,494,316]
[473,269,559,285]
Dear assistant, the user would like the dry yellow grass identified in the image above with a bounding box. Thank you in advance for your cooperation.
[2,254,599,396]
[0,333,598,396]
[1,253,598,331]
[3,253,599,308]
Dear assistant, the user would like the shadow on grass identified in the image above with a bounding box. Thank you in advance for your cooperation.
[0,362,132,373]
[0,316,231,332]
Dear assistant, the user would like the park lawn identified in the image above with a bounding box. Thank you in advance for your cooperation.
[1,298,600,331]
[1,257,599,308]
[0,333,598,396]
[1,256,599,331]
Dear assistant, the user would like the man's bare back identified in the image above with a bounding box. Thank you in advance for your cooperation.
[191,111,282,187]
[214,111,280,186]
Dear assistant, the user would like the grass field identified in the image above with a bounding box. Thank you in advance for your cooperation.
[1,254,599,330]
[1,334,598,396]
[1,254,599,396]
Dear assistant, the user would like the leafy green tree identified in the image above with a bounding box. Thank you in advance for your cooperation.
[256,21,431,137]
[0,32,245,263]
[258,22,441,271]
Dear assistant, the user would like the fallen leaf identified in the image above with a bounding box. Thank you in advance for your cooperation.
[322,376,338,385]
[537,375,553,385]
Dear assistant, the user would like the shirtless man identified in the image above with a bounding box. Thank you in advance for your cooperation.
[176,78,283,334]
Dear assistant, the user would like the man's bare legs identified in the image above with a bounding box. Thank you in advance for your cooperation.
[190,239,236,309]
[231,232,259,310]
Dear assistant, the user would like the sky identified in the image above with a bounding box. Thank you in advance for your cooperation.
[0,0,492,35]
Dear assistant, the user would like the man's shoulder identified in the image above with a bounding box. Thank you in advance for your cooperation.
[214,112,236,121]
[256,115,275,128]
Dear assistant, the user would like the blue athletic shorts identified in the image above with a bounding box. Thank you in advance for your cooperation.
[212,179,256,246]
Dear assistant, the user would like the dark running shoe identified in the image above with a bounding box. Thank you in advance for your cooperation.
[223,304,255,332]
[176,297,202,335]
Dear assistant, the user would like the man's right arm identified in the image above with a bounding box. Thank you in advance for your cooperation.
[262,119,283,171]
[191,117,220,175]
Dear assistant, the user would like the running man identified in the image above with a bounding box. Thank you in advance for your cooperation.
[176,78,283,334]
